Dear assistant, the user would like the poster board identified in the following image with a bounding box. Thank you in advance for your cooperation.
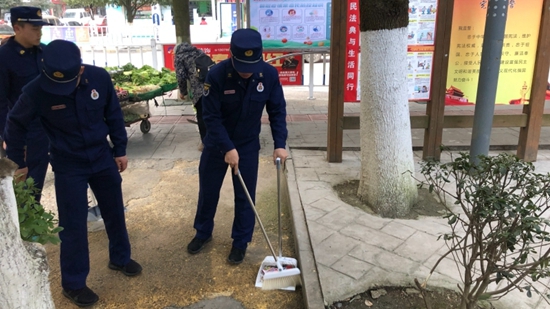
[445,0,543,105]
[249,0,331,49]
[162,43,303,85]
[344,0,437,102]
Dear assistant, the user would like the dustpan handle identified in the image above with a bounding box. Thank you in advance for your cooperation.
[276,157,282,259]
[237,170,278,263]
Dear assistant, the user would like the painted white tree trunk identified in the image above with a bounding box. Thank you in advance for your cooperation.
[358,28,418,218]
[0,158,54,309]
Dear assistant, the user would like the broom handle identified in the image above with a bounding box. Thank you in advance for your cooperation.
[276,157,282,258]
[237,170,278,263]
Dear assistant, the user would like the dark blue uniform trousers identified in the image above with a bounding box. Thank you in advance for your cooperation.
[26,122,49,203]
[194,147,259,250]
[55,161,131,290]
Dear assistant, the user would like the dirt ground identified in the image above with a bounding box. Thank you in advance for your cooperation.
[333,180,448,219]
[326,286,489,309]
[40,157,303,309]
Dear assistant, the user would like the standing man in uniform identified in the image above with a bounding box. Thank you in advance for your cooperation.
[187,28,288,264]
[174,42,210,151]
[0,6,50,201]
[4,40,141,307]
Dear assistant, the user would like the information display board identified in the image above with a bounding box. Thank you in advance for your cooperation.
[249,0,331,49]
[344,0,437,102]
[445,0,543,105]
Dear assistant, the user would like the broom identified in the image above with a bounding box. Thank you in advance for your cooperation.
[237,167,302,290]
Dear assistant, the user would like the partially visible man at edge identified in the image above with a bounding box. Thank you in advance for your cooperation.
[0,6,50,201]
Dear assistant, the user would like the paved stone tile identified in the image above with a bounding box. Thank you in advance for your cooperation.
[319,173,359,186]
[340,224,403,251]
[152,132,172,142]
[316,206,359,231]
[309,197,345,213]
[393,217,450,236]
[172,146,202,160]
[380,221,417,240]
[292,151,326,168]
[298,182,336,205]
[152,145,177,158]
[298,179,333,191]
[313,233,361,267]
[331,255,374,280]
[352,214,391,231]
[361,266,415,289]
[424,254,463,282]
[374,250,422,275]
[307,221,336,246]
[348,242,382,263]
[304,205,327,221]
[295,167,321,181]
[317,264,364,304]
[413,265,458,290]
[394,231,446,263]
[495,290,546,309]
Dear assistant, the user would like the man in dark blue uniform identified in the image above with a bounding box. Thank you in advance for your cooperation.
[187,28,288,264]
[4,40,141,307]
[0,6,50,201]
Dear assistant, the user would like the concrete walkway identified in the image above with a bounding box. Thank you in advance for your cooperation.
[127,86,550,309]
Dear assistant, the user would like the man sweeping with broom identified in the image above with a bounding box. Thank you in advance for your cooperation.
[186,28,288,265]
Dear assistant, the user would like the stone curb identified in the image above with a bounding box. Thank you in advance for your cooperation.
[285,151,325,309]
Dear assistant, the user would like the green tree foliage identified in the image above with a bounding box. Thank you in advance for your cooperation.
[64,0,108,18]
[0,0,52,14]
[64,0,171,23]
[64,0,109,8]
[0,0,20,11]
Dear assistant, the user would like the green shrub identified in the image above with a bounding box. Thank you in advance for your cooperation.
[14,178,63,245]
[418,152,550,309]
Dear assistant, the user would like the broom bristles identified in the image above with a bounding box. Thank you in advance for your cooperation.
[261,268,302,290]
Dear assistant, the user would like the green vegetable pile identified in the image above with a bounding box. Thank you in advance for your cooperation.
[105,63,177,94]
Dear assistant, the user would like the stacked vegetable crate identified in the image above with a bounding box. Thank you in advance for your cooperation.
[107,63,178,134]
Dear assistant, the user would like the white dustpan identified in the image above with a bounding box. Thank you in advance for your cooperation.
[237,162,301,291]
[255,256,300,291]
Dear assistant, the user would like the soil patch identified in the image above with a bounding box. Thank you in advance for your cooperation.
[327,286,489,309]
[333,180,448,219]
[41,158,303,309]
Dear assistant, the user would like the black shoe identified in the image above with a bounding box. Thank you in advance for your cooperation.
[187,236,212,254]
[108,259,142,276]
[62,286,99,307]
[227,246,246,264]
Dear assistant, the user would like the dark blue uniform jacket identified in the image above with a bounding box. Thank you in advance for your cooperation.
[0,37,45,138]
[4,65,127,174]
[202,59,287,153]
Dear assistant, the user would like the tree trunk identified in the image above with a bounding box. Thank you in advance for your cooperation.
[0,158,54,309]
[173,0,190,44]
[126,5,135,24]
[357,0,417,218]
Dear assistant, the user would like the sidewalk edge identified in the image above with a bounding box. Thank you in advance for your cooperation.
[285,151,326,309]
